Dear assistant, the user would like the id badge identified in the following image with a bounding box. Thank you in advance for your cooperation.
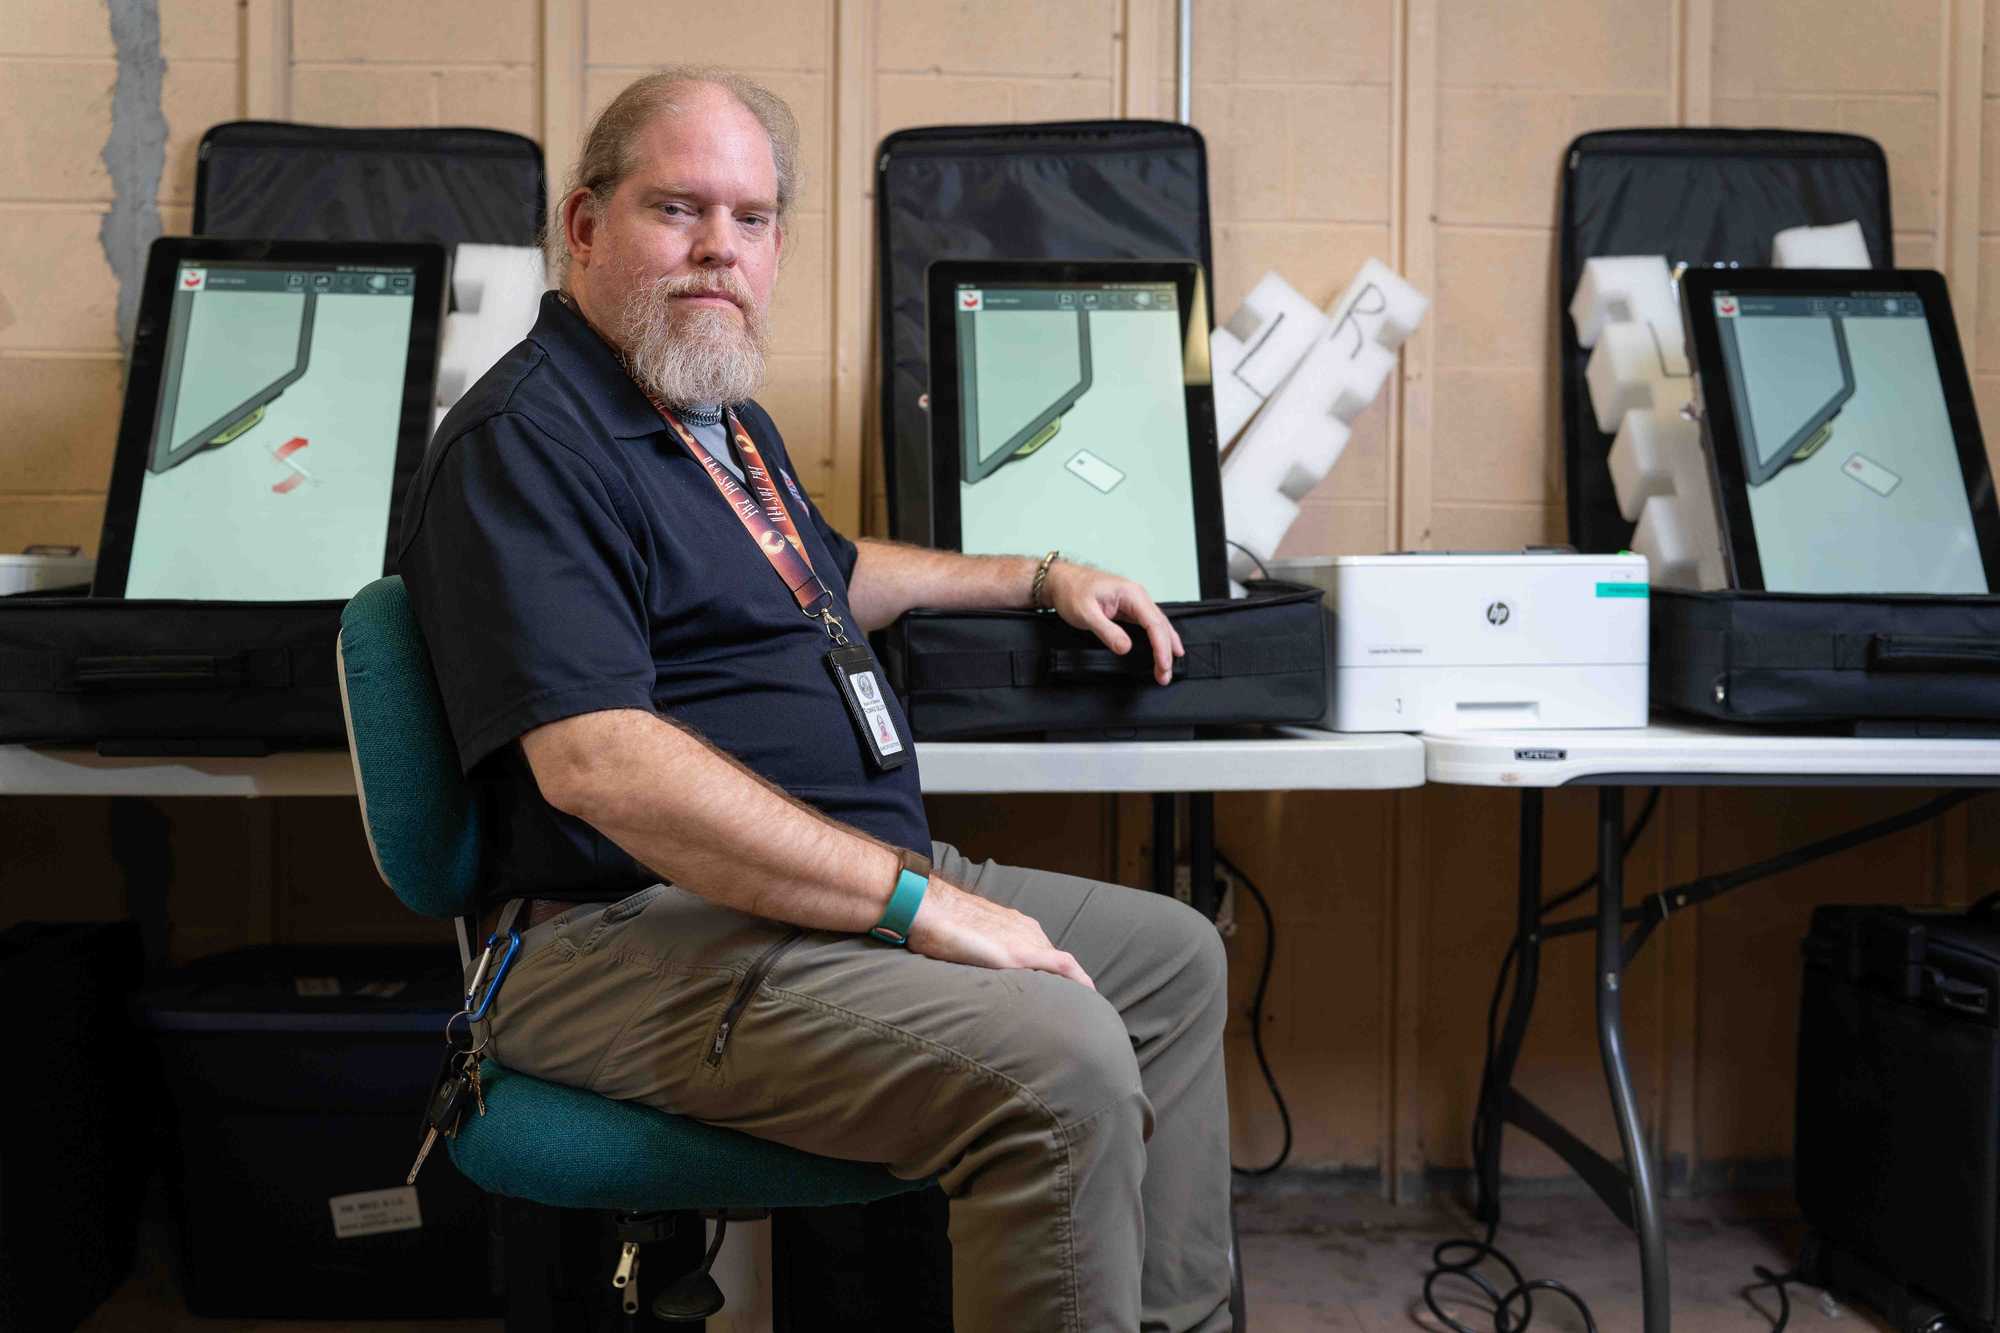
[825,643,907,772]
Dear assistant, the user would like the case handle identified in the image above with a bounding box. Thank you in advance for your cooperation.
[1042,644,1219,684]
[72,651,288,691]
[1867,635,2000,673]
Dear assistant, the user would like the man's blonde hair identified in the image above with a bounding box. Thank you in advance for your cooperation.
[546,66,801,286]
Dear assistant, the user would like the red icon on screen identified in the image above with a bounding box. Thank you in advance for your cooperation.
[271,437,310,494]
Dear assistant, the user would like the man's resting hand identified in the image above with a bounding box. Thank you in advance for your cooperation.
[906,877,1096,990]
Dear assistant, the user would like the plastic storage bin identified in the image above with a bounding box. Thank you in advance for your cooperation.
[134,945,497,1317]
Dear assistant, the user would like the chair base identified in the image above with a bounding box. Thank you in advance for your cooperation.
[495,1198,710,1332]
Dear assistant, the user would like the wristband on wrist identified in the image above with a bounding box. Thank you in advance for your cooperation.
[1029,549,1062,609]
[869,849,933,945]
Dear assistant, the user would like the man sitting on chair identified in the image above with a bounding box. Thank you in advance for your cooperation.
[398,66,1232,1333]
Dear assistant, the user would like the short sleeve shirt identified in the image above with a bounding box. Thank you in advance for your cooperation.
[397,292,928,906]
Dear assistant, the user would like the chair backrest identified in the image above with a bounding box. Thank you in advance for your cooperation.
[337,576,483,919]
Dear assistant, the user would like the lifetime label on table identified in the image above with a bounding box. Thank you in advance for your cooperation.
[329,1185,423,1239]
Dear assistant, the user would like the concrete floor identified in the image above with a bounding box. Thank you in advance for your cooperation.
[1233,1180,1890,1332]
[83,1183,1889,1331]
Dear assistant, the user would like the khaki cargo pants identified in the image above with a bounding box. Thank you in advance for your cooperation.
[479,842,1233,1333]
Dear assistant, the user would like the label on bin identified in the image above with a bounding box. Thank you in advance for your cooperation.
[329,1186,423,1239]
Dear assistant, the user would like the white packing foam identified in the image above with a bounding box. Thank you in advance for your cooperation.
[1222,484,1302,583]
[1607,406,1695,522]
[437,243,548,411]
[1568,256,1679,349]
[1219,258,1427,576]
[1210,271,1329,445]
[1325,258,1428,352]
[1772,219,1870,269]
[1584,320,1692,433]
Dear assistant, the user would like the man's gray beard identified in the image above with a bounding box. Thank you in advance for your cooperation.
[619,283,770,407]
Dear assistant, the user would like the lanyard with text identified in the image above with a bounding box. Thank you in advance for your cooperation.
[647,396,908,771]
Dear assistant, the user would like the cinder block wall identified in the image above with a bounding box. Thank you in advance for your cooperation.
[2,0,1994,1194]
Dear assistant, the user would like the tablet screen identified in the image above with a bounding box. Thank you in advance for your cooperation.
[1708,287,1989,593]
[122,259,421,600]
[948,279,1206,601]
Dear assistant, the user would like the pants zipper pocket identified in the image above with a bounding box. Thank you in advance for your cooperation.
[706,928,806,1067]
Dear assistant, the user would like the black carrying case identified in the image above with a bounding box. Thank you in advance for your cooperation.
[875,120,1211,545]
[0,598,345,752]
[1797,904,2000,1330]
[880,582,1330,740]
[193,121,546,250]
[1560,129,1893,554]
[1,122,553,755]
[1652,585,2000,726]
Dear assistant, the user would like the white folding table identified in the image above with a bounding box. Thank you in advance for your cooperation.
[1421,721,2000,1332]
[0,728,1424,799]
[0,728,1425,951]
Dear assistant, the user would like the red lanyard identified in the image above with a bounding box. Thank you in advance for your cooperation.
[643,395,851,643]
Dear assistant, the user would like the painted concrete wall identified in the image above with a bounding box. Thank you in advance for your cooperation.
[1,0,1994,1191]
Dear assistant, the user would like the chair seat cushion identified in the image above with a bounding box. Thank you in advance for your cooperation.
[448,1062,926,1212]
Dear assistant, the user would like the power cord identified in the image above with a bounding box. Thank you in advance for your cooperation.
[1217,852,1292,1176]
[1743,1264,1807,1331]
[1226,540,1272,580]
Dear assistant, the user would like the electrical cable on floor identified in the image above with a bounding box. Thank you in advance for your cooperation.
[1743,1263,1805,1331]
[1217,852,1292,1177]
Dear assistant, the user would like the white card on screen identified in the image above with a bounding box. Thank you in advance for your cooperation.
[1065,449,1125,494]
[1842,452,1901,498]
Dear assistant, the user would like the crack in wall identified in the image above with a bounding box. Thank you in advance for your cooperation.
[102,0,167,355]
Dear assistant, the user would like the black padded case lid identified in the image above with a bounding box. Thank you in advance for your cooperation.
[876,120,1212,545]
[1560,128,1893,553]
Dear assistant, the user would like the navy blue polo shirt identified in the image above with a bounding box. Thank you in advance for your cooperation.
[398,292,928,907]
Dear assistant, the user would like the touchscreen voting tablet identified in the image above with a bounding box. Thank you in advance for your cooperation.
[1681,267,2000,594]
[93,238,445,600]
[926,260,1226,602]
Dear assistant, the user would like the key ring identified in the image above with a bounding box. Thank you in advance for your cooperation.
[442,1010,492,1061]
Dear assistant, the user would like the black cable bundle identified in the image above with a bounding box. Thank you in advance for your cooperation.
[1218,852,1292,1177]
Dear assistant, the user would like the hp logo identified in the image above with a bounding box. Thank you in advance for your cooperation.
[1485,601,1511,626]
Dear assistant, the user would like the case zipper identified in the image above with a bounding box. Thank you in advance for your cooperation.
[706,928,806,1066]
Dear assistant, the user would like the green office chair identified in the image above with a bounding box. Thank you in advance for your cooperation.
[336,575,924,1328]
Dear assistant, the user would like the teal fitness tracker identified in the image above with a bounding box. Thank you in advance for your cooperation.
[870,851,932,945]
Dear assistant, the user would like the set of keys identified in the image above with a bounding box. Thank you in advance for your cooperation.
[406,921,521,1186]
[406,1046,486,1185]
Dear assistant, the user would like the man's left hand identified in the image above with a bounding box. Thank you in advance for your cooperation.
[1042,563,1185,686]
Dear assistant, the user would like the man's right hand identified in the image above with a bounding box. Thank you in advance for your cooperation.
[906,878,1096,990]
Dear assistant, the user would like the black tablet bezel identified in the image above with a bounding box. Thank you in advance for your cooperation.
[93,237,447,598]
[1681,266,2000,592]
[926,259,1228,601]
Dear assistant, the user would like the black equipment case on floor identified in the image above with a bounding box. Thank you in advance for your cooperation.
[880,581,1331,741]
[875,120,1212,546]
[132,946,498,1318]
[1652,588,2000,726]
[0,923,146,1333]
[1797,904,2000,1331]
[0,597,346,753]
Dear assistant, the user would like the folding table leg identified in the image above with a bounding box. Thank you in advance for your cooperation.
[1594,785,1670,1330]
[1474,790,1545,1225]
[1188,794,1219,920]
